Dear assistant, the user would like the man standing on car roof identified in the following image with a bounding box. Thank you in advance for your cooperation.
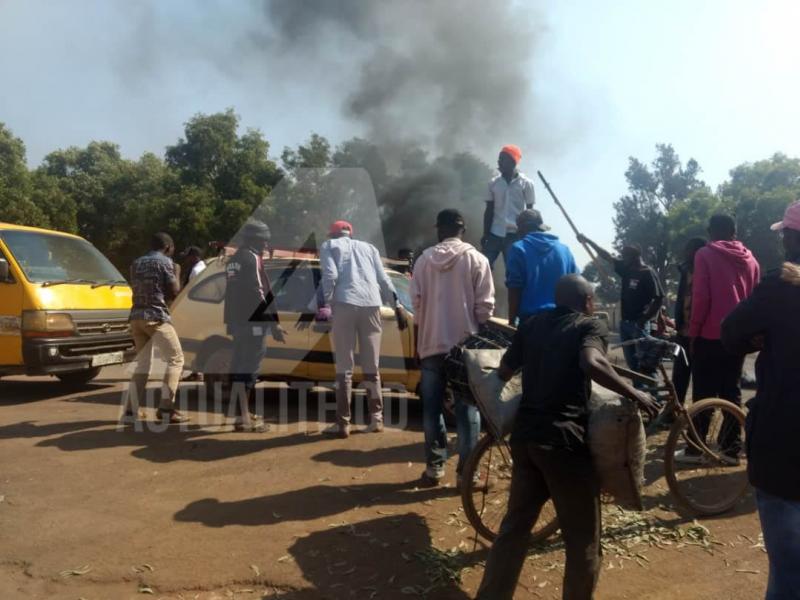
[224,221,287,433]
[320,220,407,438]
[482,144,536,271]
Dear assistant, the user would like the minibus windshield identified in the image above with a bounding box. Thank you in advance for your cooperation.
[0,230,126,285]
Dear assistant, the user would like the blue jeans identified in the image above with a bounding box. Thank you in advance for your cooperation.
[420,354,480,473]
[619,320,650,374]
[757,488,800,599]
[229,323,268,393]
[482,233,518,271]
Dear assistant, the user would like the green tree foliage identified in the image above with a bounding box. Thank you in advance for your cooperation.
[718,153,800,270]
[613,144,708,287]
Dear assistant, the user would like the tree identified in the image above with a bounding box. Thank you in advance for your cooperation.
[613,144,708,288]
[0,123,46,227]
[719,153,800,271]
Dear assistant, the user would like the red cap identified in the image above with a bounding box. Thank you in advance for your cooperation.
[771,200,800,232]
[329,220,354,237]
[500,144,522,164]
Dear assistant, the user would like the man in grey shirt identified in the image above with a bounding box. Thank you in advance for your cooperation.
[320,220,408,438]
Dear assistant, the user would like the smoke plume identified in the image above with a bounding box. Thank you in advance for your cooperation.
[261,0,539,156]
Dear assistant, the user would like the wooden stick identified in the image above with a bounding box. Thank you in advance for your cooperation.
[537,170,611,280]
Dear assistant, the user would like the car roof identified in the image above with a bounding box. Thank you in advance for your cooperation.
[0,222,85,240]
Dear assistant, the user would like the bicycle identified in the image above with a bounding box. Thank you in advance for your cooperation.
[457,333,750,544]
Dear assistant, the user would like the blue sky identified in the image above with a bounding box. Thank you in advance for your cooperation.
[2,0,799,264]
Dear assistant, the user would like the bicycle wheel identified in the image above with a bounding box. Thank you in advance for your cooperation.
[664,398,749,515]
[461,434,559,543]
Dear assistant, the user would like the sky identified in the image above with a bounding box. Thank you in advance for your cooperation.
[2,0,800,265]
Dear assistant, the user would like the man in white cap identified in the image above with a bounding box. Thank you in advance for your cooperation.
[722,200,800,598]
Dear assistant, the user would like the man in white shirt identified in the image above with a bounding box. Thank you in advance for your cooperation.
[482,145,536,270]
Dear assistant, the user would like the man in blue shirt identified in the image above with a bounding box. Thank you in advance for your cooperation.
[505,210,578,326]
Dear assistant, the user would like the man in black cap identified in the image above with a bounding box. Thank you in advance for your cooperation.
[506,209,578,326]
[224,221,287,432]
[410,209,495,487]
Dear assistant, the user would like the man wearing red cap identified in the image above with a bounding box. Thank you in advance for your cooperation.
[482,145,536,270]
[319,220,408,438]
[723,200,800,598]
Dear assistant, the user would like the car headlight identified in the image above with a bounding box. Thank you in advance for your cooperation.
[22,311,76,337]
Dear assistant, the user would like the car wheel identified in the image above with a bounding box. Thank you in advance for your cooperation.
[202,343,233,402]
[56,367,102,386]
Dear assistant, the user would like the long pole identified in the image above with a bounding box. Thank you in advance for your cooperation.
[537,170,611,280]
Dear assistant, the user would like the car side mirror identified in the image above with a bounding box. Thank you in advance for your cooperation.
[0,259,9,283]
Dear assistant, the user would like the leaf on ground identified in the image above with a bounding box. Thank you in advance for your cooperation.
[272,512,282,519]
[250,564,261,577]
[138,585,155,594]
[277,555,292,563]
[59,565,92,577]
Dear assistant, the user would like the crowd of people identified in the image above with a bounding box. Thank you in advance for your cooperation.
[120,144,798,599]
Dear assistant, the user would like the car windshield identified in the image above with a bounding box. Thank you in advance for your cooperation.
[0,230,126,285]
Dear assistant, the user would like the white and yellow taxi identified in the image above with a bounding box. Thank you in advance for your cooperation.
[170,250,420,393]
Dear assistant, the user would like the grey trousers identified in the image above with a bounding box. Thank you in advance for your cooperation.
[331,303,383,426]
[477,442,602,600]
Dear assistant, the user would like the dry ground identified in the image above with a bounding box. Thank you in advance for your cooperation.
[0,367,767,600]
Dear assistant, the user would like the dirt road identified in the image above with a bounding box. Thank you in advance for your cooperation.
[0,370,767,599]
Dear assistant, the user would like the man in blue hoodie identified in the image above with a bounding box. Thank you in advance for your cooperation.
[505,210,578,326]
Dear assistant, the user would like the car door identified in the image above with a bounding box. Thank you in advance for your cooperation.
[263,263,315,379]
[0,243,23,368]
[305,268,417,391]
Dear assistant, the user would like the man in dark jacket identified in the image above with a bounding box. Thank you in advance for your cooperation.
[577,234,664,376]
[722,201,800,599]
[505,209,578,325]
[224,221,286,432]
[672,237,707,406]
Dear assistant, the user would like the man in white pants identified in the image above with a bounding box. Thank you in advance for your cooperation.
[320,220,408,438]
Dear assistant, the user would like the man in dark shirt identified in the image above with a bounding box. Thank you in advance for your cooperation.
[126,232,188,425]
[721,201,800,597]
[224,221,286,432]
[578,235,664,375]
[476,274,658,600]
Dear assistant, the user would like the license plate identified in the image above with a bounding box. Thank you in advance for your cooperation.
[91,351,124,367]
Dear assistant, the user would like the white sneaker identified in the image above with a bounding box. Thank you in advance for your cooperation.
[422,466,445,485]
[363,421,384,433]
[674,448,705,465]
[322,423,350,439]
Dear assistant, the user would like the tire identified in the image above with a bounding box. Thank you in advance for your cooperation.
[461,434,559,544]
[56,367,102,386]
[664,398,749,516]
[201,343,233,402]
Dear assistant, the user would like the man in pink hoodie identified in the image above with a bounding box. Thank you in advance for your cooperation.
[410,209,495,486]
[676,214,760,464]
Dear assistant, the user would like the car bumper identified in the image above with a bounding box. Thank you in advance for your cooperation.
[21,333,136,375]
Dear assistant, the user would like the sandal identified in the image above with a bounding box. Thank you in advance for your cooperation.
[156,409,190,424]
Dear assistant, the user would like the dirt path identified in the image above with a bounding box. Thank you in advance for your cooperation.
[0,372,767,599]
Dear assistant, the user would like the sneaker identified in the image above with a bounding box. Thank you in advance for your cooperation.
[421,466,446,486]
[674,448,705,465]
[233,419,269,433]
[363,421,384,433]
[323,423,350,439]
[156,409,190,424]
